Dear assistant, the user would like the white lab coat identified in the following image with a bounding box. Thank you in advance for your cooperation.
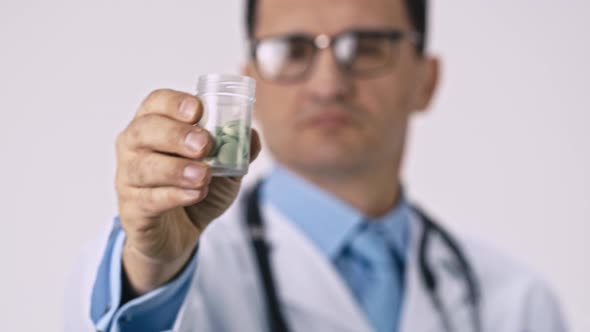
[66,197,568,332]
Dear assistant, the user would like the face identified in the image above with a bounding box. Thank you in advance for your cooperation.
[245,0,438,177]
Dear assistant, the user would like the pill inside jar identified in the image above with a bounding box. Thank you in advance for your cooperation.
[196,74,256,177]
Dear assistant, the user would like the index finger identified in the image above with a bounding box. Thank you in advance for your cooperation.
[136,89,203,124]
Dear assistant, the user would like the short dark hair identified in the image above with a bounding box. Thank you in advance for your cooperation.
[245,0,427,54]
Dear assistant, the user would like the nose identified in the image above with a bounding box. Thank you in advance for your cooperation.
[304,46,353,101]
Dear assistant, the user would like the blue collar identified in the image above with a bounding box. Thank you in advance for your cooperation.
[260,165,410,260]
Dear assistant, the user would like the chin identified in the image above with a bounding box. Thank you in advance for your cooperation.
[269,130,375,173]
[284,145,370,176]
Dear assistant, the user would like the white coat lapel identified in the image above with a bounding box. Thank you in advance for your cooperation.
[399,212,442,332]
[399,210,475,332]
[263,203,373,332]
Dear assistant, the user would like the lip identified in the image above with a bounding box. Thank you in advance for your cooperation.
[302,109,355,128]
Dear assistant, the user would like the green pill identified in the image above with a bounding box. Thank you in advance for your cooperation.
[206,120,248,166]
[220,135,238,145]
[208,135,222,157]
[217,141,239,165]
[222,125,240,137]
[223,119,242,127]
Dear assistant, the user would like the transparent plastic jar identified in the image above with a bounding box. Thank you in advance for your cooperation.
[196,74,256,176]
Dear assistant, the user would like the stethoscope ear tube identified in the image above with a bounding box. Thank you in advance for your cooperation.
[414,207,482,332]
[419,219,437,291]
[245,182,481,332]
[245,183,292,332]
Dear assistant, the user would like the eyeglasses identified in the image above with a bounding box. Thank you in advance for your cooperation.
[249,29,422,83]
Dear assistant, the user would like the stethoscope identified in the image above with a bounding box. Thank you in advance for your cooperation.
[244,181,483,332]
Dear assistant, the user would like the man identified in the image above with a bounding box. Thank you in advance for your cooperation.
[69,0,567,331]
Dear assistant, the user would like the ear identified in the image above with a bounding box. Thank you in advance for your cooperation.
[413,56,440,112]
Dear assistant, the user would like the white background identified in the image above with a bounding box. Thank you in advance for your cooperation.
[0,1,588,331]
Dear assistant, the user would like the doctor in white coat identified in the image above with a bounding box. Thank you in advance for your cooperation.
[66,0,568,331]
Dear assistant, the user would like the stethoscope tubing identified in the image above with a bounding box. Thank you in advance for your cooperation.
[244,182,482,332]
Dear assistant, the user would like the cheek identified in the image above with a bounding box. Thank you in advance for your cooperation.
[254,82,300,137]
[358,50,421,117]
[354,74,415,152]
[357,75,412,122]
[255,83,285,121]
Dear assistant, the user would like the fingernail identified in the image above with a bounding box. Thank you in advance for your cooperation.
[185,131,208,152]
[179,98,197,120]
[184,164,205,181]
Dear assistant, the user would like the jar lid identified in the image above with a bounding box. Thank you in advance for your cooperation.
[197,74,256,102]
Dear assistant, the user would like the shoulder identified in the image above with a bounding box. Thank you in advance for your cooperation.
[453,230,567,330]
[458,232,551,294]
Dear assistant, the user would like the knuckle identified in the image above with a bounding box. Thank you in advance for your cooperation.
[175,122,193,140]
[144,89,173,106]
[163,189,179,206]
[143,154,177,184]
[114,169,125,189]
[117,199,133,221]
[134,155,155,185]
[116,122,138,152]
[115,131,125,151]
[126,115,159,146]
[124,120,143,147]
[141,114,184,152]
[125,154,144,184]
[171,124,195,154]
[117,189,133,209]
[138,190,158,215]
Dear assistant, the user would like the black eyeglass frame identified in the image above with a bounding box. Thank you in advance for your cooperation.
[248,29,423,83]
